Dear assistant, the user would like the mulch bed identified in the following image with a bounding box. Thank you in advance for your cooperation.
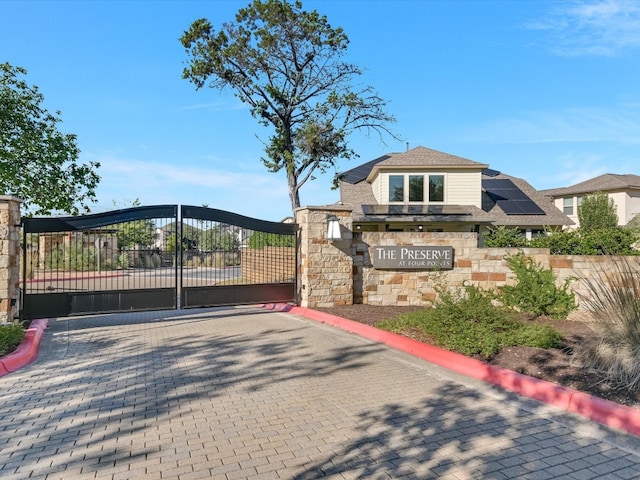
[315,304,640,409]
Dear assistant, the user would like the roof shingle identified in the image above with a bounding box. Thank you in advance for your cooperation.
[541,174,640,197]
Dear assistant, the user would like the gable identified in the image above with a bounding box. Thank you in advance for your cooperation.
[336,146,573,228]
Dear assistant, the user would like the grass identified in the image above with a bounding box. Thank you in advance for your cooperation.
[0,324,25,357]
[378,284,562,358]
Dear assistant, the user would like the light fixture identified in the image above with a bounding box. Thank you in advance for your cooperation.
[418,225,423,231]
[327,215,342,241]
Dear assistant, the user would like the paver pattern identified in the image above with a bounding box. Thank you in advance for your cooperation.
[2,306,640,479]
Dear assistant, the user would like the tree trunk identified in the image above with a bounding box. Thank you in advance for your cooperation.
[288,172,300,213]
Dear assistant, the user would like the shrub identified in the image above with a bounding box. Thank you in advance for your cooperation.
[68,243,99,271]
[574,257,640,390]
[528,229,582,255]
[0,324,25,356]
[498,252,577,319]
[379,284,562,358]
[483,226,526,248]
[578,227,639,255]
[485,225,640,255]
[118,252,130,269]
[248,231,295,249]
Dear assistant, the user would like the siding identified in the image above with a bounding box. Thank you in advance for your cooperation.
[628,191,640,224]
[552,191,640,228]
[371,175,383,204]
[446,170,482,207]
[374,169,483,205]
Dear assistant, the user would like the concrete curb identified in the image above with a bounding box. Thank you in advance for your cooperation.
[262,303,640,437]
[0,319,48,377]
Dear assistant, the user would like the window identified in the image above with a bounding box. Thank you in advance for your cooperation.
[409,175,424,202]
[563,197,573,215]
[429,175,444,202]
[388,174,444,203]
[389,175,404,202]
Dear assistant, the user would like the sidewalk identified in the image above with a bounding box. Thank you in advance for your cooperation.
[2,306,640,479]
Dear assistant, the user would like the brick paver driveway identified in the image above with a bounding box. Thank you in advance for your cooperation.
[2,306,640,479]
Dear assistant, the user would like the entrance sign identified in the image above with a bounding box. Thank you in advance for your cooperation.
[372,246,454,270]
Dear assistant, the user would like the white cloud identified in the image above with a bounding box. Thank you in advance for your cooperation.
[528,0,640,56]
[457,105,640,145]
[86,153,293,219]
[95,155,269,188]
[551,151,610,184]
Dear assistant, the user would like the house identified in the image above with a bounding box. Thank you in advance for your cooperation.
[540,174,640,229]
[336,146,572,241]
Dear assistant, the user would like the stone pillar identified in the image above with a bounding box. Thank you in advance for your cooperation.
[295,206,353,308]
[0,196,22,323]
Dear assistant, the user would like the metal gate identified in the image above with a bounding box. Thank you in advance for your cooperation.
[179,205,296,308]
[20,205,297,320]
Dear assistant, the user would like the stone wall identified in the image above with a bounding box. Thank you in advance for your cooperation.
[296,205,640,313]
[0,196,22,323]
[295,207,354,308]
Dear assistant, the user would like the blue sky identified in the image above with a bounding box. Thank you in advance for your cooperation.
[3,0,640,221]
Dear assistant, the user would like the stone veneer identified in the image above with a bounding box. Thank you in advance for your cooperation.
[295,206,354,308]
[295,205,640,312]
[0,196,22,323]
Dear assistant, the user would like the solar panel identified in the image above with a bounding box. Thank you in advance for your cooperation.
[482,168,501,178]
[483,179,545,215]
[361,204,471,216]
[339,155,391,184]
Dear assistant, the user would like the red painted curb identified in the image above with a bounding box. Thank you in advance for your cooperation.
[0,319,48,376]
[261,303,640,437]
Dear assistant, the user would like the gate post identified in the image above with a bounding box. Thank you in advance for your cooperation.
[295,206,353,308]
[0,196,22,323]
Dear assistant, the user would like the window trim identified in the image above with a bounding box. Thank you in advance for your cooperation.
[563,197,574,215]
[386,173,446,203]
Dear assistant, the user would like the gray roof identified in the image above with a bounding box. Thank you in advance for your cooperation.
[482,172,572,227]
[340,180,378,213]
[540,174,640,198]
[366,146,488,181]
[337,146,573,227]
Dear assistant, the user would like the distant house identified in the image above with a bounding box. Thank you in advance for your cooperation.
[540,174,640,228]
[336,146,572,241]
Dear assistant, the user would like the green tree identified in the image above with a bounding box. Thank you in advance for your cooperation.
[198,226,239,251]
[112,199,157,248]
[165,223,200,251]
[0,63,100,214]
[180,0,396,212]
[248,231,295,249]
[116,221,157,249]
[578,191,618,232]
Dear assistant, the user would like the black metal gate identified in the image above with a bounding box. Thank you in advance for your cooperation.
[20,205,297,320]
